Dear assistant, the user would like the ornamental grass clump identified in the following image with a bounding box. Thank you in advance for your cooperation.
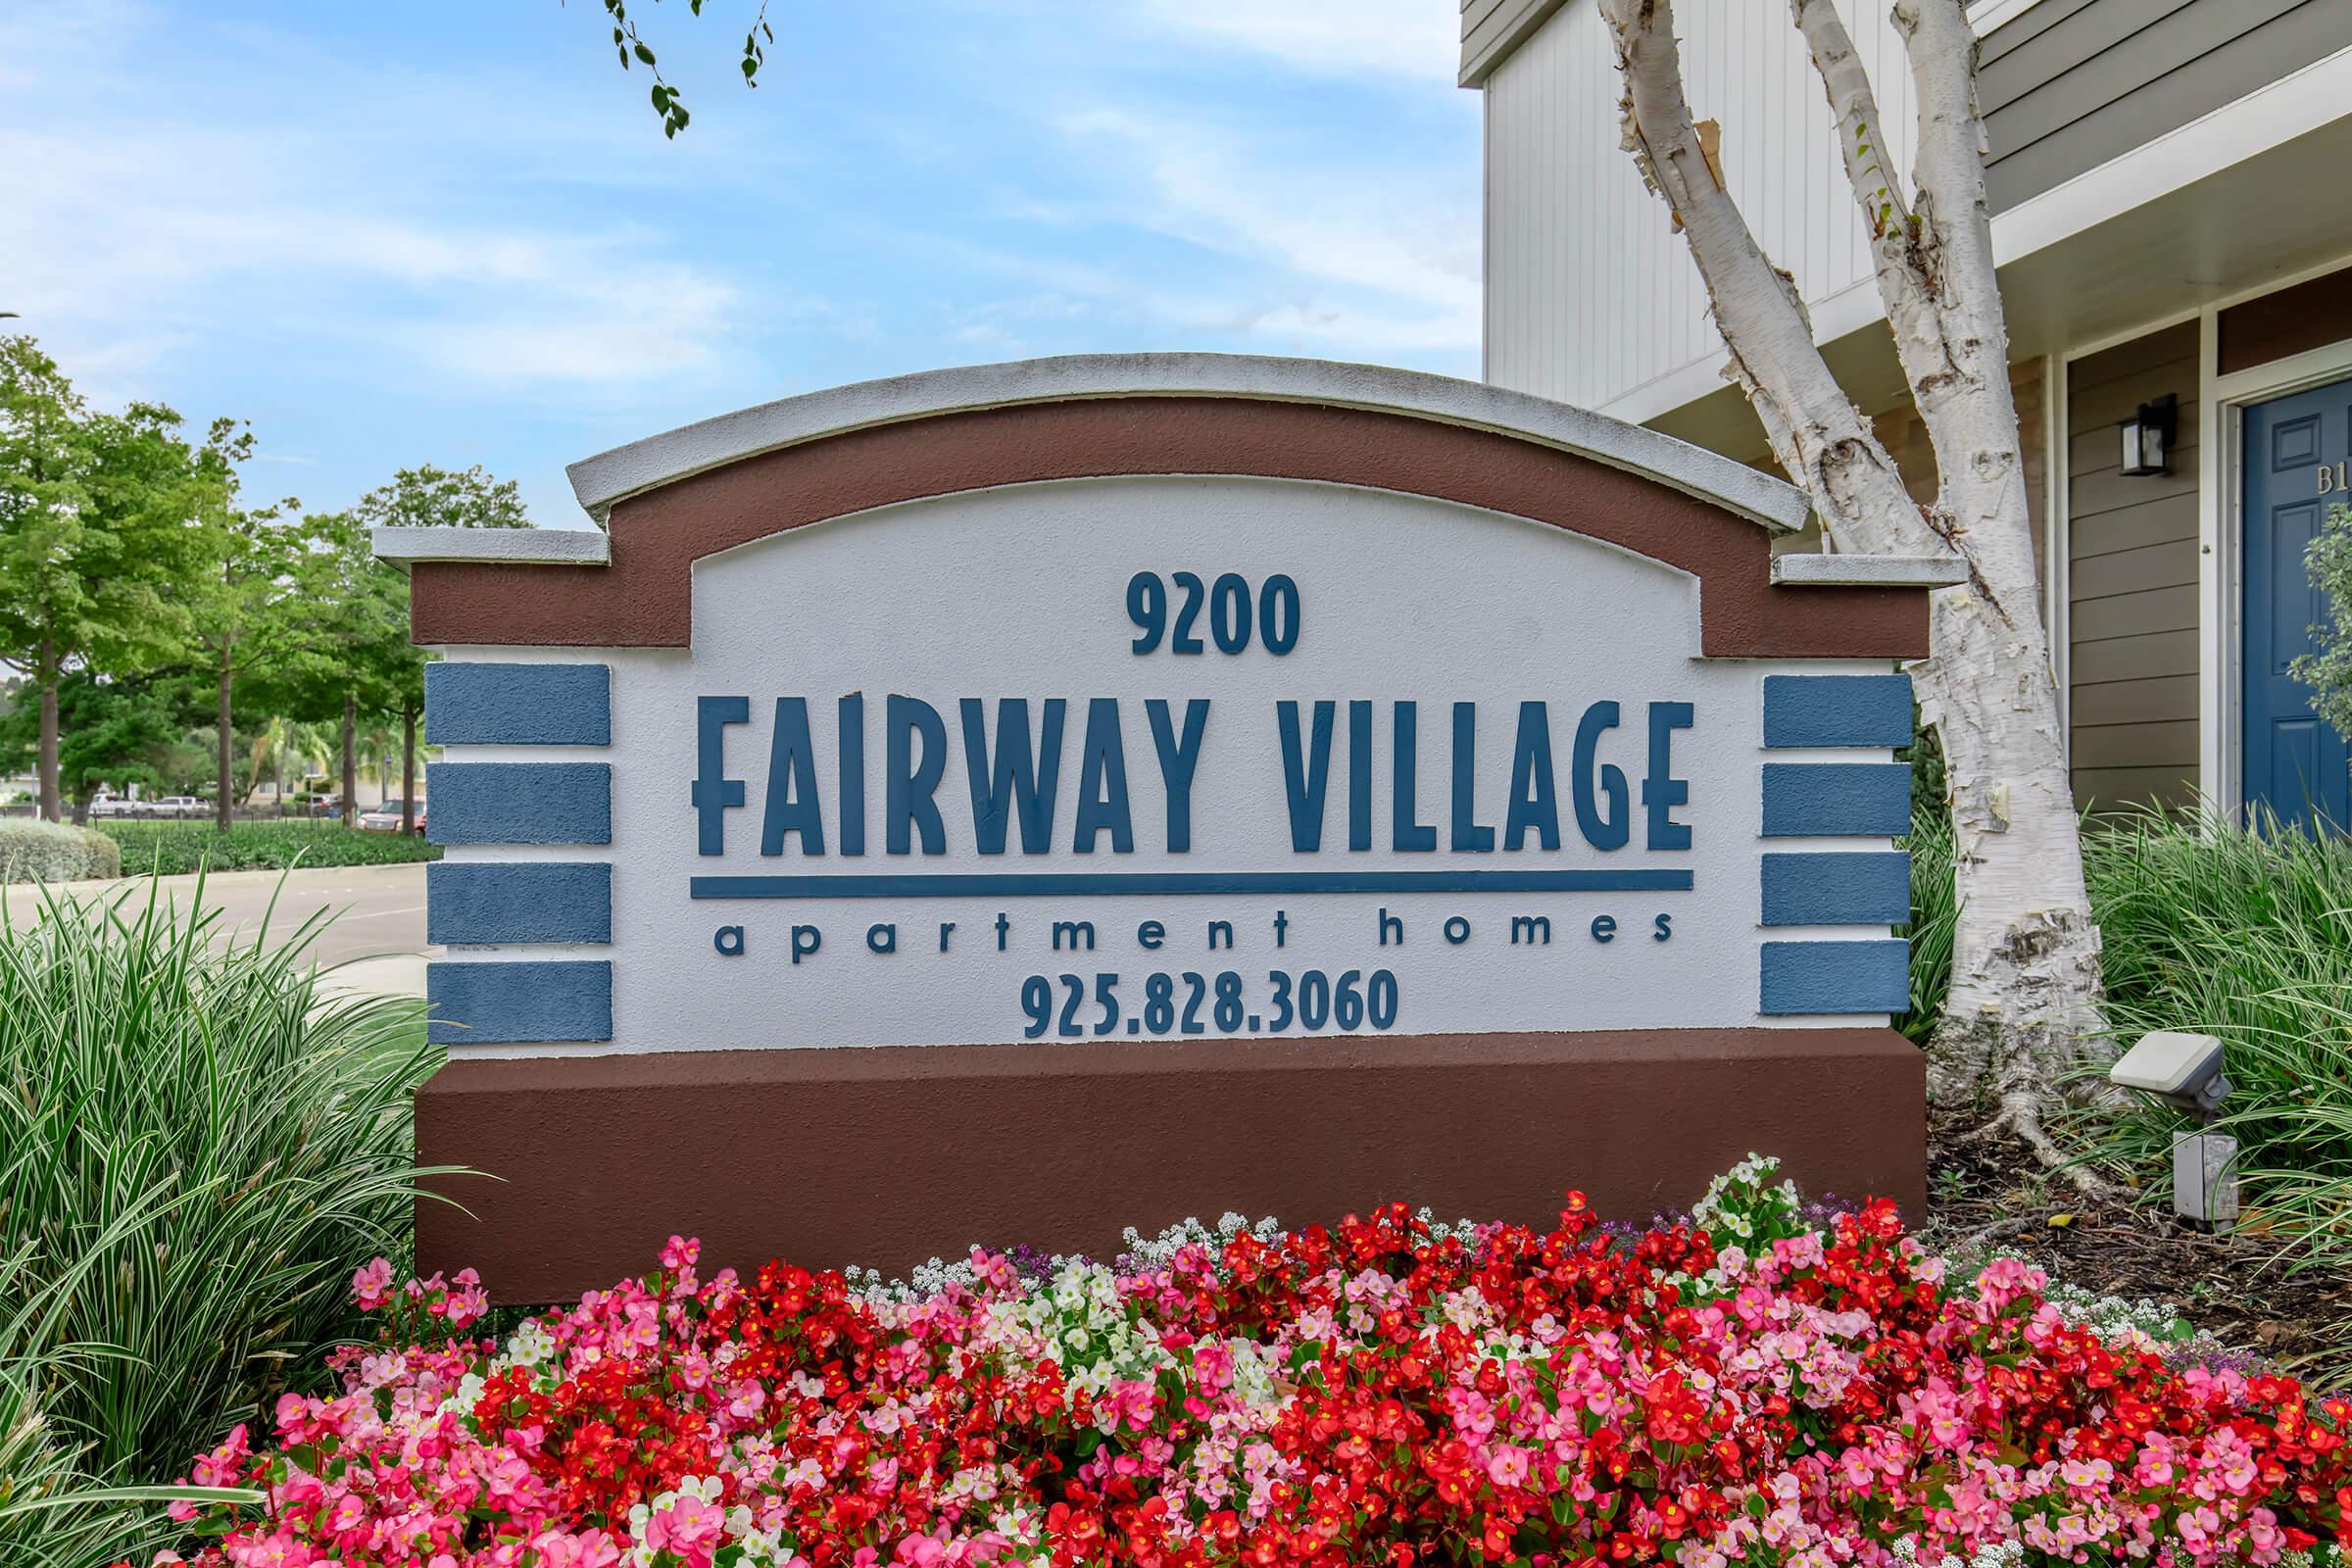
[2083,809,2352,1376]
[159,1157,2351,1568]
[0,878,438,1540]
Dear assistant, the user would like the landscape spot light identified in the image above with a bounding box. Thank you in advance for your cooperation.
[2109,1030,2235,1230]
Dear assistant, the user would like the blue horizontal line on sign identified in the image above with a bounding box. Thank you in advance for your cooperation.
[690,869,1695,900]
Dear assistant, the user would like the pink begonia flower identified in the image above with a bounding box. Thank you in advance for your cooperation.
[1487,1446,1532,1489]
[643,1493,726,1564]
[190,1423,251,1488]
[351,1256,394,1310]
[445,1267,490,1331]
[532,1530,622,1568]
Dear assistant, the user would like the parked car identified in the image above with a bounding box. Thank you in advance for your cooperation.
[308,795,345,818]
[152,796,209,818]
[358,801,426,835]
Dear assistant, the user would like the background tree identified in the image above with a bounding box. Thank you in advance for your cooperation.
[181,425,308,833]
[269,512,421,828]
[0,336,210,821]
[355,463,530,831]
[0,670,180,822]
[351,464,532,532]
[1593,0,2103,1174]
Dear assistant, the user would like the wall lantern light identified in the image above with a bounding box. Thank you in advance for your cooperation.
[2120,394,2177,477]
[2109,1029,2236,1229]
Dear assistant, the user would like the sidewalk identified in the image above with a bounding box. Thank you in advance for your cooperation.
[2,861,435,997]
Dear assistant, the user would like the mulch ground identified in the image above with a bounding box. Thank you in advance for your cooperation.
[1919,1112,2352,1380]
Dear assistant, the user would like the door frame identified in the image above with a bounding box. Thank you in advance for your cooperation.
[2203,329,2352,819]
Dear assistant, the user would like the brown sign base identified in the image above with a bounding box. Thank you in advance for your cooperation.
[416,1029,1925,1303]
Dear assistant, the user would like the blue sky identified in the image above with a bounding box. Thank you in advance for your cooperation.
[3,2,1480,528]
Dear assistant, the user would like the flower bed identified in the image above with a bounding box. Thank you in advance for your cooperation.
[156,1160,2350,1568]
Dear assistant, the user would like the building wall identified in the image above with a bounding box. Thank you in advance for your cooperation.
[1980,0,2352,212]
[2066,322,2202,812]
[1477,0,2350,417]
[1482,0,1918,413]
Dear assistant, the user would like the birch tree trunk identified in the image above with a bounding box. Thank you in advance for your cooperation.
[1597,0,2107,1168]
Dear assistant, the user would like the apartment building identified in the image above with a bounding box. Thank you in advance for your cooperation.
[1464,0,2352,828]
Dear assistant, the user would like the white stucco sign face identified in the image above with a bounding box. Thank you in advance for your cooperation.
[400,358,1928,1059]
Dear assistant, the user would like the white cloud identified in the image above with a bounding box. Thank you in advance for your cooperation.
[0,3,758,402]
[0,118,746,395]
[1053,108,1480,357]
[1129,0,1458,81]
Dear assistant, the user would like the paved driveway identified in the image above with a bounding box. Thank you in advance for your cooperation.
[2,861,434,995]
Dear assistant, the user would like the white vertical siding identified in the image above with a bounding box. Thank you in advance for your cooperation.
[1484,0,1917,415]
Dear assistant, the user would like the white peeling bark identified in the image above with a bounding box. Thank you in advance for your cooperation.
[1598,0,1936,560]
[1600,0,2110,1173]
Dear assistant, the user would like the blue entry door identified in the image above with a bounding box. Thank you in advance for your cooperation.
[2242,380,2352,833]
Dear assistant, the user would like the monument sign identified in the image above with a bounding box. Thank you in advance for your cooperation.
[377,356,1955,1299]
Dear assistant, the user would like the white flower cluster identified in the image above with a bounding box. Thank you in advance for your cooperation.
[846,1253,987,1303]
[447,1315,563,1421]
[981,1258,1176,1424]
[1690,1152,1805,1244]
[1119,1211,1288,1275]
[2034,1275,2235,1362]
[1889,1537,2026,1568]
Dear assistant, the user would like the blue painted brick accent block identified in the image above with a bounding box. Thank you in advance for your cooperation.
[1760,940,1910,1015]
[427,762,612,846]
[428,861,612,946]
[1761,762,1912,837]
[426,662,612,746]
[1760,852,1912,927]
[428,959,613,1044]
[1762,673,1914,749]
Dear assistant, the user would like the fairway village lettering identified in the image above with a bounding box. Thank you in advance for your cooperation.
[691,696,1696,862]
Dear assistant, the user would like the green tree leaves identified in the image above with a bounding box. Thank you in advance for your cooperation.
[596,0,773,137]
[0,335,218,817]
[2292,501,2352,741]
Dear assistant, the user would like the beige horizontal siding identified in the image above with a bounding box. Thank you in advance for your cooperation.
[2071,674,2201,727]
[2067,322,2202,813]
[2071,628,2199,685]
[1980,0,2346,212]
[2073,766,2206,815]
[2070,538,2200,601]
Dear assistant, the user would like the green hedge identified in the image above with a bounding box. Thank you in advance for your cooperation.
[96,819,440,876]
[0,818,122,884]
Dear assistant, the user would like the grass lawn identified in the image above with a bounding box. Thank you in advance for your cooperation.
[96,817,441,875]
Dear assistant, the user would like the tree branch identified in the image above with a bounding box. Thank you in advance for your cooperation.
[1887,0,2036,587]
[1789,0,1944,388]
[1596,0,1936,557]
